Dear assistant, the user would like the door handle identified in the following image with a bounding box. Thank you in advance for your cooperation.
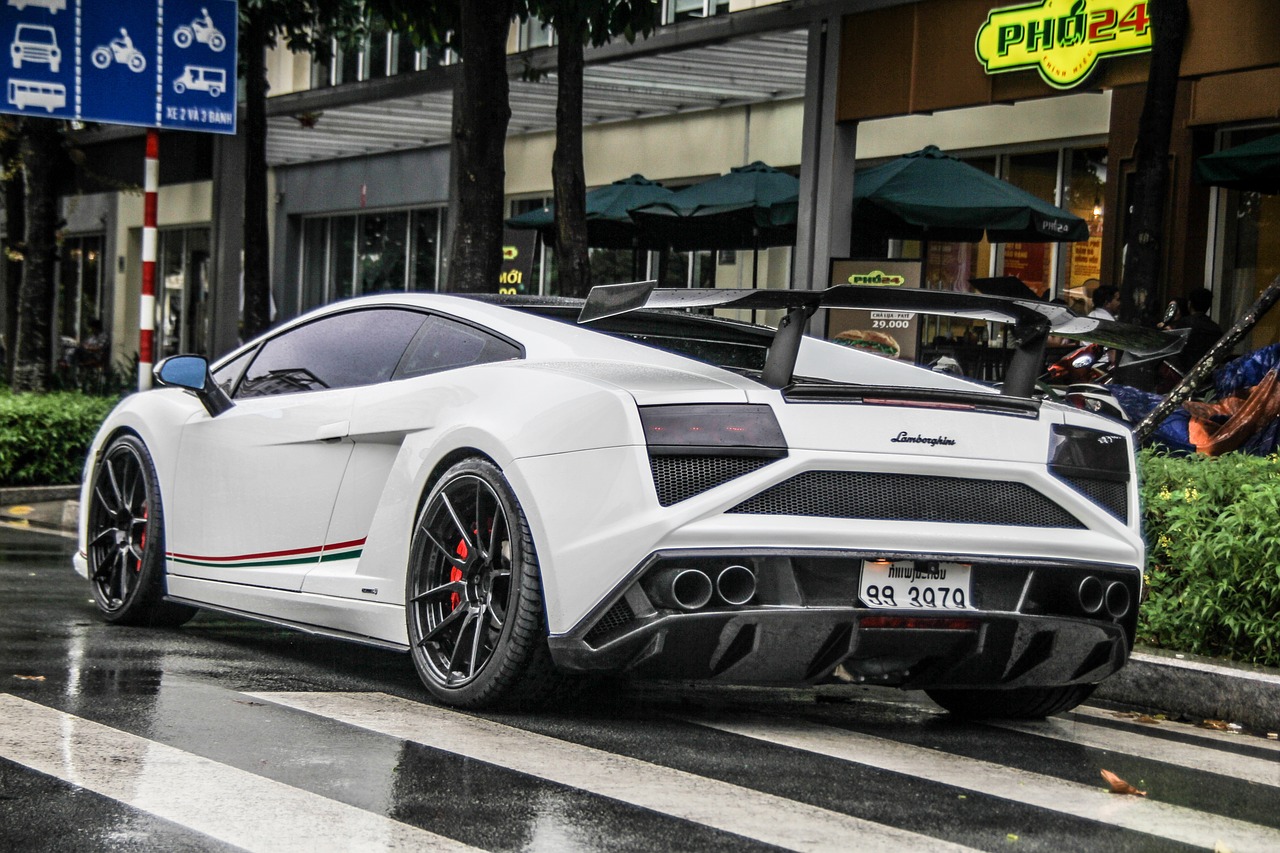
[315,421,349,442]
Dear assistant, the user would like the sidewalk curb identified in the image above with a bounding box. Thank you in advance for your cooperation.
[0,484,79,504]
[1096,649,1280,733]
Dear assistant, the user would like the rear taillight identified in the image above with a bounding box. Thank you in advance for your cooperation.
[639,404,787,457]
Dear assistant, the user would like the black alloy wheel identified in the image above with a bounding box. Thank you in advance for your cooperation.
[87,435,196,627]
[406,458,560,709]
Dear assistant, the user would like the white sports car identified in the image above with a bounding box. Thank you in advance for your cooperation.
[74,282,1157,717]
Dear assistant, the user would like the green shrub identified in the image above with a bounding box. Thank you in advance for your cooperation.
[1138,449,1280,668]
[0,390,120,487]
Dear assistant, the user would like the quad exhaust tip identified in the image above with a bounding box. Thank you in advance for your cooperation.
[1077,576,1130,619]
[645,564,758,611]
[716,564,757,606]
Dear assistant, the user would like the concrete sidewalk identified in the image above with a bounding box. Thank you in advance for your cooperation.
[6,486,1278,735]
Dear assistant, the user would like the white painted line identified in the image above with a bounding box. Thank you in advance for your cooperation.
[991,714,1280,788]
[1072,704,1280,754]
[0,694,481,853]
[690,713,1280,853]
[252,691,979,853]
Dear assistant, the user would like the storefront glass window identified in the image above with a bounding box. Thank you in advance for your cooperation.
[358,211,408,294]
[1001,151,1059,297]
[1061,146,1107,314]
[298,207,448,312]
[411,208,444,291]
[157,228,210,358]
[58,235,104,344]
[1217,128,1280,348]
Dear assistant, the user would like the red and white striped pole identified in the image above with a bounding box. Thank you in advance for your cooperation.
[139,129,159,391]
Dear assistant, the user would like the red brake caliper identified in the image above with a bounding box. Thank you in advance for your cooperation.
[449,539,467,610]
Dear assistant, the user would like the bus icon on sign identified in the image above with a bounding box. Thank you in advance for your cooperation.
[8,78,65,111]
[173,65,225,97]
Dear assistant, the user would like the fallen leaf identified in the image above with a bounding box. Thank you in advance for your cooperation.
[1135,715,1162,725]
[1100,769,1147,796]
[1214,841,1234,853]
[1200,719,1230,731]
[1006,833,1019,842]
[12,674,45,681]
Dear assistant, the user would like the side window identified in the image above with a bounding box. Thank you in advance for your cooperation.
[211,347,256,396]
[396,315,521,379]
[237,309,426,398]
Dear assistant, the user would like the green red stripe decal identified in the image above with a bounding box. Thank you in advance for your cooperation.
[167,538,365,569]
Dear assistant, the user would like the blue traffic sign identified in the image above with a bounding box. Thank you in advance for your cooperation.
[1,0,237,134]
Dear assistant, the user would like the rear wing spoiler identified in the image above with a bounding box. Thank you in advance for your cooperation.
[578,280,1181,397]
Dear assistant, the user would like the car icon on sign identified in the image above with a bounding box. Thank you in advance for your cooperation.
[11,23,61,73]
[7,0,66,12]
[173,65,225,97]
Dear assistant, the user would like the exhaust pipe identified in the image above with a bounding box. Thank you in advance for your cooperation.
[645,568,713,611]
[1105,581,1131,619]
[716,564,757,606]
[1077,576,1104,614]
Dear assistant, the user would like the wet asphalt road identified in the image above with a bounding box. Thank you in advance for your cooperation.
[2,524,1279,852]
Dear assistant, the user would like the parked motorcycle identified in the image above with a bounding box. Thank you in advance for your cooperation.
[173,14,226,52]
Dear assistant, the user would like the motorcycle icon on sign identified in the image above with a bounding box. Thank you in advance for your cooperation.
[91,29,146,73]
[173,65,225,97]
[173,9,226,52]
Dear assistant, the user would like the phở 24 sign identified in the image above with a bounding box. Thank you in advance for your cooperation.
[975,0,1152,90]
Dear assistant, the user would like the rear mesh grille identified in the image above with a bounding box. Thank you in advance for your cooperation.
[584,598,635,645]
[1057,475,1128,521]
[728,471,1084,528]
[650,455,775,506]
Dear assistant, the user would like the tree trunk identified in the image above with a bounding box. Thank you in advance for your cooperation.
[552,24,590,298]
[1119,0,1188,319]
[2,124,25,385]
[12,118,59,393]
[446,0,513,293]
[242,10,272,340]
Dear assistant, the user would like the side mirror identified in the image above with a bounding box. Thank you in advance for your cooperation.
[155,355,234,416]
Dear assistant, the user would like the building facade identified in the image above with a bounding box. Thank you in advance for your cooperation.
[22,0,1279,372]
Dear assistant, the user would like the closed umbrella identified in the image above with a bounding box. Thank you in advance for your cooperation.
[1195,132,1280,194]
[851,145,1089,243]
[628,161,799,286]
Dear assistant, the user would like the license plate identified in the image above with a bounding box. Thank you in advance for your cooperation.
[859,560,974,610]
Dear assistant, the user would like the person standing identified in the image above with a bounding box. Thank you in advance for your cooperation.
[1088,283,1121,321]
[1176,288,1224,372]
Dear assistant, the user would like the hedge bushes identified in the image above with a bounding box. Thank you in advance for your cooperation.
[1138,449,1280,668]
[0,390,120,487]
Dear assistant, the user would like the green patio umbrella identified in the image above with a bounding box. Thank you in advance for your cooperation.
[505,174,676,249]
[851,145,1089,243]
[1195,132,1280,194]
[628,161,799,253]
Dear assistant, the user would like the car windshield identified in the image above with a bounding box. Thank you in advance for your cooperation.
[17,26,55,44]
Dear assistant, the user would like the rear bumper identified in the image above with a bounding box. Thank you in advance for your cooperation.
[547,549,1139,690]
[548,607,1131,689]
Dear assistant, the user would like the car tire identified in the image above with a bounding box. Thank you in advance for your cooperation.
[405,458,565,709]
[87,434,197,628]
[925,684,1096,719]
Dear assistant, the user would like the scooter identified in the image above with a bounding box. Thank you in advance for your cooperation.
[173,16,226,52]
[91,35,146,73]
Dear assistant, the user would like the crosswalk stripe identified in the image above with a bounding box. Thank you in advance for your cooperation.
[0,693,482,853]
[989,715,1280,787]
[252,690,980,853]
[1071,705,1280,755]
[690,713,1280,853]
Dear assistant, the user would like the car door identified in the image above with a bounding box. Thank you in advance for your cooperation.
[165,307,428,591]
[302,313,523,602]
